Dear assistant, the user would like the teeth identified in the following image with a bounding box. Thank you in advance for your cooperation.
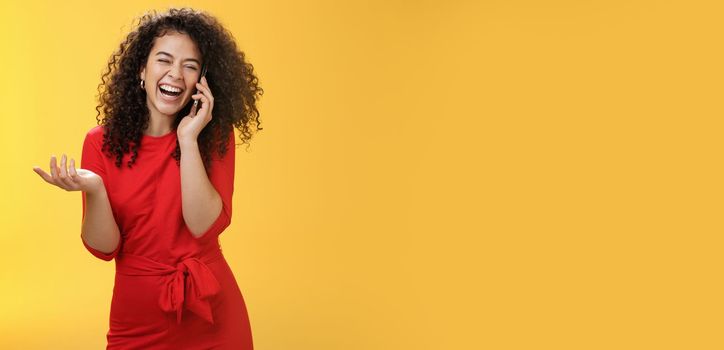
[160,85,182,93]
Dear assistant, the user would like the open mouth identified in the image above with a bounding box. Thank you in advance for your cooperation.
[158,84,184,100]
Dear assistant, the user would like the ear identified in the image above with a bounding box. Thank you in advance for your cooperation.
[140,68,145,81]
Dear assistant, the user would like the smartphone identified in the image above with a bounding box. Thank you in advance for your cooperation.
[192,64,208,113]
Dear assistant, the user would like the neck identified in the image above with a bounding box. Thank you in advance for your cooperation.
[145,109,175,136]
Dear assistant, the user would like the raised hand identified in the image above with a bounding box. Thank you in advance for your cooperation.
[177,75,214,143]
[33,154,104,194]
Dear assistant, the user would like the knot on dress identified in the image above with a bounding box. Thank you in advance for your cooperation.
[116,251,223,325]
[160,258,221,324]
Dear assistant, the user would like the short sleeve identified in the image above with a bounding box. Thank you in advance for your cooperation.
[80,126,107,182]
[196,131,236,239]
[80,126,120,261]
[81,225,120,261]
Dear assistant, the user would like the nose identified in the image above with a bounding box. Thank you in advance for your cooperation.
[167,64,184,81]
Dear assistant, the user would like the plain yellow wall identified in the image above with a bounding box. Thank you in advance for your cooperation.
[2,0,723,349]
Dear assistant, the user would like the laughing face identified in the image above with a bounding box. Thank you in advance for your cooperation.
[140,31,203,120]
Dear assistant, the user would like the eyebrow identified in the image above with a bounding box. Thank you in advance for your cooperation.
[155,51,201,65]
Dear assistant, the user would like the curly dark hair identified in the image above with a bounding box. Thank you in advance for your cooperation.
[95,7,263,171]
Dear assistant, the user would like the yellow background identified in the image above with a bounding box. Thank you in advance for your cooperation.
[1,0,722,349]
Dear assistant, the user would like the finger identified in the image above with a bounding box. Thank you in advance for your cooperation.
[57,172,74,189]
[65,161,80,189]
[194,83,208,99]
[201,76,212,91]
[190,98,199,115]
[195,82,214,103]
[68,158,81,185]
[191,93,210,109]
[33,166,55,184]
[194,94,213,119]
[57,154,75,188]
[59,154,68,178]
[69,158,78,178]
[52,156,71,189]
[193,93,210,106]
[35,165,67,189]
[50,155,57,178]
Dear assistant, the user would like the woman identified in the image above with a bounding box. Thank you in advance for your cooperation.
[32,7,262,349]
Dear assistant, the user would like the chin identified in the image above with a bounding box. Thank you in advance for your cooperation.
[157,107,179,116]
[157,102,188,116]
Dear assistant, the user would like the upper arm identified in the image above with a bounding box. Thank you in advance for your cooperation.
[195,131,236,238]
[79,127,119,261]
[80,127,108,225]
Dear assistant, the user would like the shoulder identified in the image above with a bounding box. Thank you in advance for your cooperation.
[84,125,107,143]
[87,124,106,137]
[82,125,109,152]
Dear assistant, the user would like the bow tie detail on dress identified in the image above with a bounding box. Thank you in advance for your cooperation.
[159,257,221,324]
[116,252,223,325]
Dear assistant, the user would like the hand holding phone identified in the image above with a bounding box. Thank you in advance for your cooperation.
[191,64,207,115]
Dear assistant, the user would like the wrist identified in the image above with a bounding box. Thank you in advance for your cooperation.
[86,183,107,197]
[179,138,199,149]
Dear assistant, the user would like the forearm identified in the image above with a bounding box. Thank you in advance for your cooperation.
[81,188,121,253]
[179,139,223,238]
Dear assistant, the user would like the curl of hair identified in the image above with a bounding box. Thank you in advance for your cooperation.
[95,7,263,172]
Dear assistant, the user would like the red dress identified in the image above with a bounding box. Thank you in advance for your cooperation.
[80,125,254,349]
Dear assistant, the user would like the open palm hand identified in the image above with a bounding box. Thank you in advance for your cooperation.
[33,154,104,193]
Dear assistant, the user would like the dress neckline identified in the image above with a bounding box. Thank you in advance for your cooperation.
[142,130,176,140]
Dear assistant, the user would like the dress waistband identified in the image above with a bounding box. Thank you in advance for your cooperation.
[116,250,224,325]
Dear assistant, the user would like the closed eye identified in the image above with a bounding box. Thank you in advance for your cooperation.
[158,59,196,70]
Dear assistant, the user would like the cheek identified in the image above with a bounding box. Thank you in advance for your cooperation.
[186,75,198,90]
[147,65,162,76]
[185,84,196,95]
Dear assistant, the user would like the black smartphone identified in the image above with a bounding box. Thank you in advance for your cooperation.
[192,64,208,113]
